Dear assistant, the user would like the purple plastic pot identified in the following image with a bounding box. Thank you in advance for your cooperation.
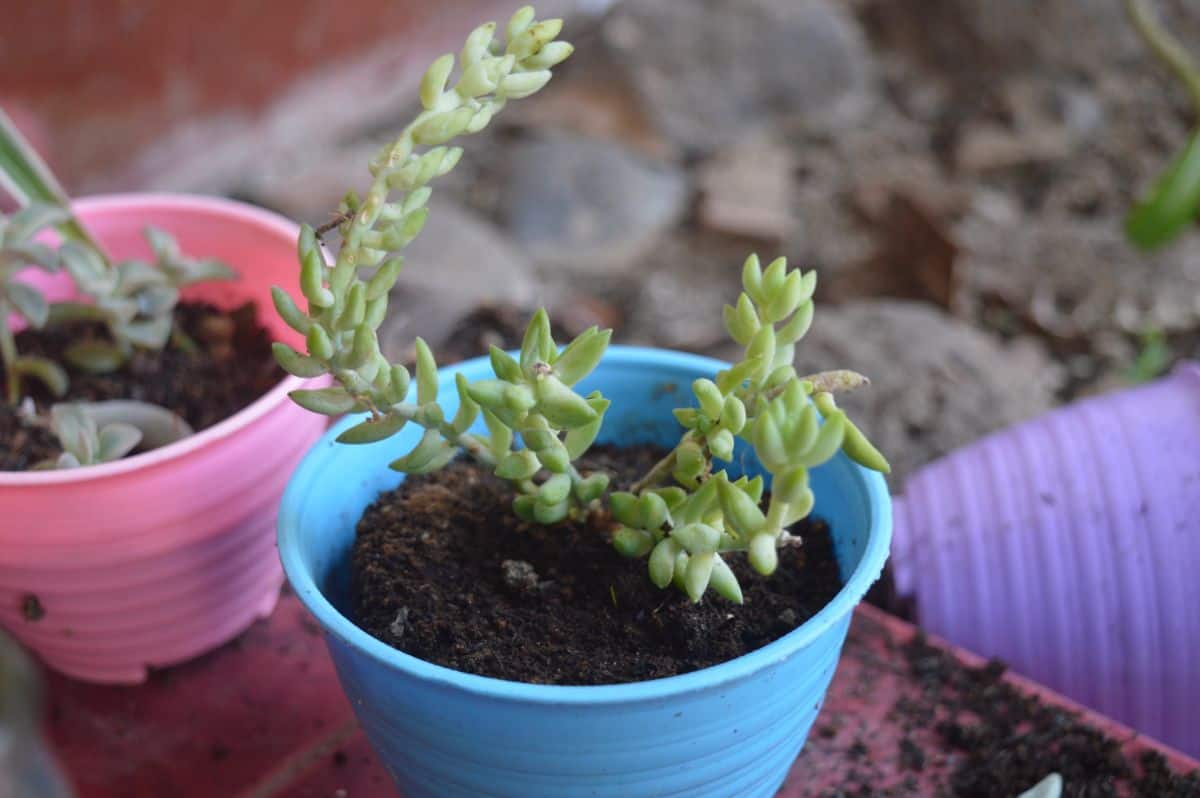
[891,362,1200,756]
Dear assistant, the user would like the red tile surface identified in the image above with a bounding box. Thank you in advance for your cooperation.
[46,596,1198,797]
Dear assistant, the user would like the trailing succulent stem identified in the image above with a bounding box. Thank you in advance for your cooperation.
[0,110,235,414]
[276,6,889,604]
[271,6,598,520]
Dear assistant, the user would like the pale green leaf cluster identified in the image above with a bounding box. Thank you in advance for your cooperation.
[612,256,890,602]
[54,227,234,373]
[33,403,141,470]
[0,204,68,403]
[469,310,612,522]
[0,110,234,421]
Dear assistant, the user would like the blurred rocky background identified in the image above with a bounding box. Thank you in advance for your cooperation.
[4,0,1200,488]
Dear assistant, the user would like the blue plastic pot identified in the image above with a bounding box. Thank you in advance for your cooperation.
[278,346,891,798]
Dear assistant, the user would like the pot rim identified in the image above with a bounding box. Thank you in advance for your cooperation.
[279,345,893,704]
[1,192,309,486]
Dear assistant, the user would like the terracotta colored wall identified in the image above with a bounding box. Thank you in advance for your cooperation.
[0,0,525,193]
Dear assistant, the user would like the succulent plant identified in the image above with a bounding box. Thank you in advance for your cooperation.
[34,403,141,469]
[0,204,67,403]
[21,398,193,470]
[0,106,233,450]
[609,255,889,601]
[276,6,889,602]
[52,227,234,372]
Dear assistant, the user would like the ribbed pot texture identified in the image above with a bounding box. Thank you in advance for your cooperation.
[892,362,1200,756]
[0,194,326,684]
[279,346,893,798]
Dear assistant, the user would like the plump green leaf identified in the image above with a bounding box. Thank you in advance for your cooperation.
[715,355,765,394]
[7,282,47,327]
[506,5,535,40]
[773,466,809,505]
[777,300,814,345]
[451,372,480,434]
[512,494,537,522]
[648,538,680,589]
[761,256,787,297]
[1127,130,1200,251]
[842,418,890,474]
[305,324,334,361]
[414,337,438,405]
[709,555,743,604]
[97,422,142,462]
[64,340,125,374]
[536,437,570,472]
[684,552,715,602]
[336,412,408,444]
[563,392,608,459]
[519,308,554,373]
[741,254,764,305]
[716,475,765,536]
[337,283,366,331]
[538,473,572,505]
[709,428,735,461]
[720,394,746,433]
[135,284,179,317]
[533,374,596,428]
[637,492,669,530]
[609,491,639,526]
[671,523,721,555]
[797,410,846,468]
[49,404,97,463]
[748,533,778,575]
[120,316,173,349]
[272,342,327,378]
[481,409,513,460]
[420,53,455,110]
[573,472,609,503]
[388,428,447,472]
[692,378,723,419]
[553,327,610,386]
[365,257,404,300]
[533,497,569,524]
[4,241,60,272]
[13,355,68,396]
[489,346,523,383]
[612,526,653,558]
[289,386,358,415]
[496,449,540,481]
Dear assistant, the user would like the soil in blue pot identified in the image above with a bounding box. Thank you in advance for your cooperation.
[349,444,844,685]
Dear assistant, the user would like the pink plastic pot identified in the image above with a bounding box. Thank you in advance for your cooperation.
[891,362,1200,756]
[0,194,326,684]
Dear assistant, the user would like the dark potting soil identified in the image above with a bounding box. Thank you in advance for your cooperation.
[0,301,282,471]
[350,444,843,685]
[897,633,1200,798]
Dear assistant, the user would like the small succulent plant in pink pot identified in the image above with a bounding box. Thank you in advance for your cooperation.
[0,116,327,682]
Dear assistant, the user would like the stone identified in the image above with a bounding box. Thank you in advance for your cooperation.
[957,212,1200,339]
[624,234,763,351]
[498,134,688,274]
[698,138,796,241]
[377,199,538,362]
[715,300,1064,488]
[605,0,875,152]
